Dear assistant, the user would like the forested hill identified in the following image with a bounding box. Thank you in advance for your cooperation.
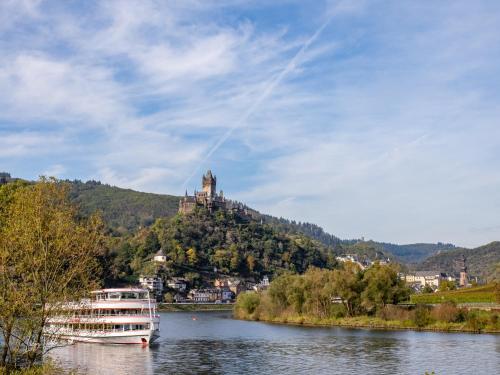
[67,180,459,264]
[68,180,179,232]
[261,215,342,249]
[375,242,456,263]
[416,241,500,281]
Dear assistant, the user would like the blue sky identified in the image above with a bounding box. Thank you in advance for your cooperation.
[1,0,500,247]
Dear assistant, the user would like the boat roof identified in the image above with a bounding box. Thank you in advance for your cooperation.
[91,288,149,294]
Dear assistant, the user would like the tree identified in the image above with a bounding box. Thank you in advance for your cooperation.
[438,279,456,292]
[0,178,104,370]
[246,254,256,272]
[186,248,198,265]
[361,263,410,313]
[229,244,241,271]
[331,262,364,317]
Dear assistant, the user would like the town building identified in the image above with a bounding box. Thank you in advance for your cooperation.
[253,276,270,291]
[166,278,187,293]
[402,271,452,289]
[189,288,224,303]
[215,277,246,296]
[335,255,367,270]
[139,275,164,298]
[153,249,167,263]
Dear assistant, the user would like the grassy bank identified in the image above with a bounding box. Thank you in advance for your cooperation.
[410,284,497,304]
[158,303,234,312]
[235,290,500,334]
[234,310,500,334]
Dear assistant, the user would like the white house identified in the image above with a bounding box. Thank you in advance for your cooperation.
[402,271,450,288]
[139,275,164,297]
[154,249,167,263]
[166,278,187,292]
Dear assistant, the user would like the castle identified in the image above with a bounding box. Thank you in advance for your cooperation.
[0,172,12,185]
[178,170,256,217]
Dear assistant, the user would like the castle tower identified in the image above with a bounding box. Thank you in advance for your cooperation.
[0,172,11,185]
[202,170,216,197]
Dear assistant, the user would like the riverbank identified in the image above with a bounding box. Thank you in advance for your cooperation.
[234,312,500,334]
[158,303,234,312]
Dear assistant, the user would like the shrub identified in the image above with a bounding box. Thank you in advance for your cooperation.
[412,305,432,328]
[329,304,347,318]
[489,313,498,326]
[465,311,488,332]
[236,292,261,315]
[430,302,460,323]
[377,305,411,321]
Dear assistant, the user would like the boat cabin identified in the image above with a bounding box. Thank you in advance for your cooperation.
[92,289,150,301]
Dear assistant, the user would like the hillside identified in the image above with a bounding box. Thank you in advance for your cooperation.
[416,242,500,281]
[410,283,498,304]
[261,215,342,248]
[68,180,180,232]
[104,207,337,286]
[375,242,456,263]
[3,176,498,281]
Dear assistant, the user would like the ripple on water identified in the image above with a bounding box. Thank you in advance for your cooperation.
[49,312,500,375]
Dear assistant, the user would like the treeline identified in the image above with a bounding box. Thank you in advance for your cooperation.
[261,215,342,249]
[235,264,500,333]
[105,208,338,286]
[236,263,409,319]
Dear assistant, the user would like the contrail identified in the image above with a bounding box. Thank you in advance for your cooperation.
[181,17,332,189]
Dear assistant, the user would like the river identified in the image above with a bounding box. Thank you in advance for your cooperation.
[49,311,499,374]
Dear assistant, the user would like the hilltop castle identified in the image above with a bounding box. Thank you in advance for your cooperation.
[0,172,12,185]
[178,170,257,217]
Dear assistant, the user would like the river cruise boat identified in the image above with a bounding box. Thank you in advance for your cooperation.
[45,288,160,345]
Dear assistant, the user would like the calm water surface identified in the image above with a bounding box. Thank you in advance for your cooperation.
[49,311,499,375]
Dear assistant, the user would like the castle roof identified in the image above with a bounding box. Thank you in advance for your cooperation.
[155,249,166,257]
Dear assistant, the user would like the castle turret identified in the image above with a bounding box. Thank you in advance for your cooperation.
[0,172,11,185]
[202,170,216,197]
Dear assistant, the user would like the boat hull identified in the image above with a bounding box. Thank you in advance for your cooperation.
[49,329,159,345]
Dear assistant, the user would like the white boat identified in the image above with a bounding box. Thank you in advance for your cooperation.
[45,288,160,345]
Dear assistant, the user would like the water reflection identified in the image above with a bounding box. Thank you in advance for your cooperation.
[50,344,154,374]
[49,311,499,375]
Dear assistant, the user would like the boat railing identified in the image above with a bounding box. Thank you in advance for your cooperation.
[67,313,160,318]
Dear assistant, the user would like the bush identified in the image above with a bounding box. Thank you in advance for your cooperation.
[412,305,432,328]
[430,302,460,323]
[466,311,488,332]
[489,313,498,326]
[236,292,261,315]
[377,305,411,321]
[329,304,347,318]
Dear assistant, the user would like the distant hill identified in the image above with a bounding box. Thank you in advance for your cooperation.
[374,242,456,263]
[261,215,342,249]
[68,180,180,232]
[416,242,500,281]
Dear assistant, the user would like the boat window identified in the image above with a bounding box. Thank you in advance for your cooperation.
[108,292,121,300]
[121,292,138,299]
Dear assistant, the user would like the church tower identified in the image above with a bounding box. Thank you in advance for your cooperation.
[459,255,468,287]
[202,170,216,197]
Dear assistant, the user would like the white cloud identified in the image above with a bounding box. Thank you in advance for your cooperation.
[1,0,500,247]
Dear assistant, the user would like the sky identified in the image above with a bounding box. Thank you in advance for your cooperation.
[1,0,500,248]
